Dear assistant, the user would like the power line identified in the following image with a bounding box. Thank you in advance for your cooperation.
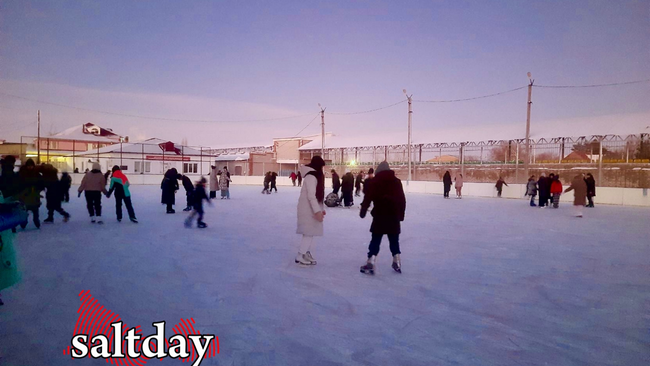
[0,91,315,123]
[328,100,407,115]
[275,113,321,150]
[414,86,527,103]
[534,78,650,89]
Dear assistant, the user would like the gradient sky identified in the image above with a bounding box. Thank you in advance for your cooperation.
[1,0,649,147]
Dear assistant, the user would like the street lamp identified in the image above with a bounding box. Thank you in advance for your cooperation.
[403,89,413,184]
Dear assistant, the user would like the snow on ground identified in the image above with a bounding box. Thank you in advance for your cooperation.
[1,184,649,366]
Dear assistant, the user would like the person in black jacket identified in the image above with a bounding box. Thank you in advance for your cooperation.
[331,169,341,195]
[355,171,363,197]
[537,173,550,207]
[18,159,44,228]
[60,172,72,202]
[359,161,406,275]
[296,171,302,187]
[181,174,194,211]
[584,173,596,207]
[106,166,137,223]
[362,168,374,194]
[161,168,180,213]
[185,177,211,228]
[270,172,278,193]
[262,172,271,194]
[42,164,70,223]
[442,171,452,198]
[341,172,355,207]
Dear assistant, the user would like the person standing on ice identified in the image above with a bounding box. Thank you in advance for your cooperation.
[106,166,138,223]
[442,171,452,198]
[219,169,231,199]
[341,172,355,207]
[42,164,70,223]
[209,165,219,199]
[584,173,596,207]
[296,171,302,187]
[185,177,211,228]
[495,177,508,198]
[330,169,341,195]
[290,171,297,186]
[564,174,588,217]
[262,172,271,194]
[270,172,278,193]
[525,175,538,206]
[359,161,406,275]
[295,156,326,265]
[60,172,72,203]
[180,174,194,211]
[78,162,108,224]
[537,173,550,207]
[355,171,363,197]
[362,168,374,194]
[454,173,464,199]
[161,168,179,213]
[17,159,43,229]
[550,174,563,208]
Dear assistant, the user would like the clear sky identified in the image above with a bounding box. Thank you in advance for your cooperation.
[1,0,648,147]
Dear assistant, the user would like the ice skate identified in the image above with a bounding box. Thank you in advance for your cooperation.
[305,251,317,265]
[96,217,103,224]
[295,253,312,265]
[360,256,376,275]
[392,254,402,273]
[130,218,138,223]
[90,217,96,223]
[197,221,207,228]
[63,215,70,223]
[183,206,192,212]
[43,217,54,223]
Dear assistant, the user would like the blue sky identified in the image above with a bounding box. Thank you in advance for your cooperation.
[1,0,648,146]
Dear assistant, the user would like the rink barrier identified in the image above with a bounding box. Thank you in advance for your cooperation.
[69,174,650,207]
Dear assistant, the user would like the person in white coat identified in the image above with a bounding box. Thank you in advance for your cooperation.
[295,156,326,265]
[209,166,219,199]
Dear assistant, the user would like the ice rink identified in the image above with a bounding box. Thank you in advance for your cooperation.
[1,184,649,366]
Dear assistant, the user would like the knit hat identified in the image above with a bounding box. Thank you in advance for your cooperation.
[92,162,101,171]
[375,161,390,174]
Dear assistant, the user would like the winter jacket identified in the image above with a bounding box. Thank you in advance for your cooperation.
[341,173,355,193]
[360,169,406,235]
[192,185,209,211]
[0,166,21,199]
[537,176,550,197]
[181,175,194,193]
[442,173,452,188]
[550,180,563,194]
[219,173,231,191]
[526,180,538,196]
[355,173,363,189]
[454,175,464,189]
[78,170,108,194]
[209,168,219,192]
[495,179,508,190]
[297,172,302,184]
[362,175,374,194]
[565,175,587,206]
[108,171,131,198]
[585,176,596,197]
[296,165,325,237]
[290,172,297,181]
[18,167,44,209]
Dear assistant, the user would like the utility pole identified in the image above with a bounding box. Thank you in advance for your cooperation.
[403,89,413,184]
[37,110,41,164]
[318,103,326,158]
[524,72,534,181]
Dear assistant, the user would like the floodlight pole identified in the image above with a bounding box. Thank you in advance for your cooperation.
[37,110,41,164]
[524,74,534,182]
[404,90,413,185]
[320,105,326,157]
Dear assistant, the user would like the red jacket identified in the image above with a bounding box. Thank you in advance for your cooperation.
[550,180,563,194]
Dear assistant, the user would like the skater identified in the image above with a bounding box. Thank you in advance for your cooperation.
[297,171,302,187]
[359,161,406,275]
[74,167,79,174]
[495,177,508,197]
[262,172,271,194]
[18,159,44,229]
[161,168,179,213]
[355,171,363,197]
[537,173,550,207]
[0,190,23,306]
[180,174,194,211]
[525,175,538,206]
[42,164,70,223]
[331,169,341,195]
[185,177,211,228]
[454,174,464,198]
[78,162,108,223]
[550,174,563,208]
[270,172,278,193]
[585,173,596,207]
[295,156,326,265]
[209,165,219,199]
[564,174,588,217]
[60,172,72,202]
[442,171,452,198]
[290,171,297,186]
[341,172,355,207]
[0,156,21,202]
[362,168,374,194]
[219,169,231,199]
[106,166,138,223]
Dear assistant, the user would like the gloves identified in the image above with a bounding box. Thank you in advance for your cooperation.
[78,191,82,198]
[359,209,366,219]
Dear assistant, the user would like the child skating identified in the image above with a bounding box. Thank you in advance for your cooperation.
[185,177,211,228]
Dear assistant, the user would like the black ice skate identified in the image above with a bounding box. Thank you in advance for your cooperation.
[360,255,376,275]
[197,222,207,228]
[392,254,402,273]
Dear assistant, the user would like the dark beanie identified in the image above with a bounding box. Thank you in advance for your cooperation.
[375,161,390,174]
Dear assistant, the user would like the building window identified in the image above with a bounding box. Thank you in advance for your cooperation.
[134,161,140,173]
[183,163,198,174]
[134,161,151,173]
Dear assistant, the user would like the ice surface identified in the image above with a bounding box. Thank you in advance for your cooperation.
[1,185,649,365]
